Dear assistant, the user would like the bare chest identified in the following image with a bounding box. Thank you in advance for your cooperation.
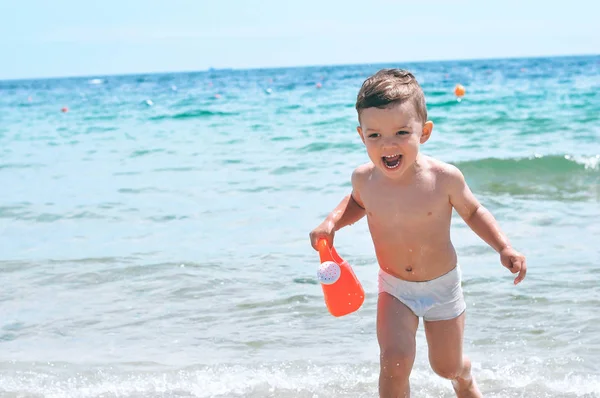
[361,180,450,225]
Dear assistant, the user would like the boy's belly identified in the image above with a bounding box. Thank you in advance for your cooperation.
[370,231,458,282]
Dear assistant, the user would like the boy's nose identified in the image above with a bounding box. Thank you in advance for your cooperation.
[381,139,400,150]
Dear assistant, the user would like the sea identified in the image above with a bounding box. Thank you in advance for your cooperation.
[1,55,599,397]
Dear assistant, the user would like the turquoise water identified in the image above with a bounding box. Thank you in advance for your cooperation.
[1,55,599,397]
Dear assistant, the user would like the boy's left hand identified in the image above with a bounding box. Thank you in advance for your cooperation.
[499,247,527,285]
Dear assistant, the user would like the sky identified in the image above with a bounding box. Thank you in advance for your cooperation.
[1,0,599,80]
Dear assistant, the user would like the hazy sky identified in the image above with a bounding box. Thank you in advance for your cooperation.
[1,0,598,80]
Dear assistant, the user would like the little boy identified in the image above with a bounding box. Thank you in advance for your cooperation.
[309,69,526,398]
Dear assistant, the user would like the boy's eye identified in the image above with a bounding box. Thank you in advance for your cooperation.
[397,130,410,135]
[368,133,380,138]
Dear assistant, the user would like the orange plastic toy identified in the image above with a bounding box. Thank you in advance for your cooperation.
[316,239,365,317]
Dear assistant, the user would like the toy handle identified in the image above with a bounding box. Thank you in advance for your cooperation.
[317,239,329,251]
[318,239,344,264]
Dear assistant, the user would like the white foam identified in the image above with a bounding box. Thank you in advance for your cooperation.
[565,154,600,170]
[1,361,598,397]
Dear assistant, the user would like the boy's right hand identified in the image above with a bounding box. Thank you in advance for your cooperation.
[309,220,335,251]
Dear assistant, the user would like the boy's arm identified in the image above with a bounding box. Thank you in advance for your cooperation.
[327,191,366,231]
[321,167,367,231]
[447,168,509,252]
[446,165,527,284]
[309,169,367,249]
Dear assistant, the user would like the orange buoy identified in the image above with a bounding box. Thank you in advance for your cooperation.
[61,107,69,113]
[454,84,465,97]
[316,239,365,317]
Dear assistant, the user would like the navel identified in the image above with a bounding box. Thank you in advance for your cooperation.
[406,266,413,272]
[427,211,432,216]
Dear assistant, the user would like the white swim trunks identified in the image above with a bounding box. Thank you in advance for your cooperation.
[378,266,466,321]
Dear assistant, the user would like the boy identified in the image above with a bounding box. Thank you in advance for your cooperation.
[309,69,526,398]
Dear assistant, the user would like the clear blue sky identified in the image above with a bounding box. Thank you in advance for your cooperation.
[1,0,598,80]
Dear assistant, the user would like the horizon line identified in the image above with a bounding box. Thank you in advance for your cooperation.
[2,51,598,83]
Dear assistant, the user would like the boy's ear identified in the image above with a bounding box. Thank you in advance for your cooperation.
[357,126,365,144]
[420,121,434,144]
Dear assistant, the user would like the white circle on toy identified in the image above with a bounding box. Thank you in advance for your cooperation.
[317,261,341,285]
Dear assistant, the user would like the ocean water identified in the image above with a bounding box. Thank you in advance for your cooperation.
[1,55,599,397]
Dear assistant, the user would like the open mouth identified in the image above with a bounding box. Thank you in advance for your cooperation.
[382,154,402,169]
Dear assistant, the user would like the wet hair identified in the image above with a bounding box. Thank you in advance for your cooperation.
[355,68,427,122]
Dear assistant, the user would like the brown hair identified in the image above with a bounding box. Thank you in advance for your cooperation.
[355,68,427,122]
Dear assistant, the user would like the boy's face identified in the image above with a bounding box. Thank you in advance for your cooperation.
[357,101,433,180]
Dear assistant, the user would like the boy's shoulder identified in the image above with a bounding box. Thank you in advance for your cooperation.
[351,162,374,188]
[353,162,375,175]
[421,155,466,187]
[352,162,375,179]
[422,155,460,174]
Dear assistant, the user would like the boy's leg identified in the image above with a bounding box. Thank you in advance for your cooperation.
[423,313,482,398]
[377,292,419,398]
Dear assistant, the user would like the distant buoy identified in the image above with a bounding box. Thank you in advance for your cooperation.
[61,107,69,113]
[144,99,154,106]
[454,84,465,98]
[214,93,221,99]
[265,88,272,95]
[316,82,322,89]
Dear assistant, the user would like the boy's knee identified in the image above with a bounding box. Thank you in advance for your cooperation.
[429,361,462,380]
[380,347,415,376]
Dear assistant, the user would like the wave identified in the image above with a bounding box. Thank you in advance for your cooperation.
[83,114,119,122]
[454,155,599,200]
[310,116,353,127]
[295,141,363,153]
[0,359,596,397]
[455,155,599,174]
[427,99,463,108]
[0,163,42,170]
[149,109,238,121]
